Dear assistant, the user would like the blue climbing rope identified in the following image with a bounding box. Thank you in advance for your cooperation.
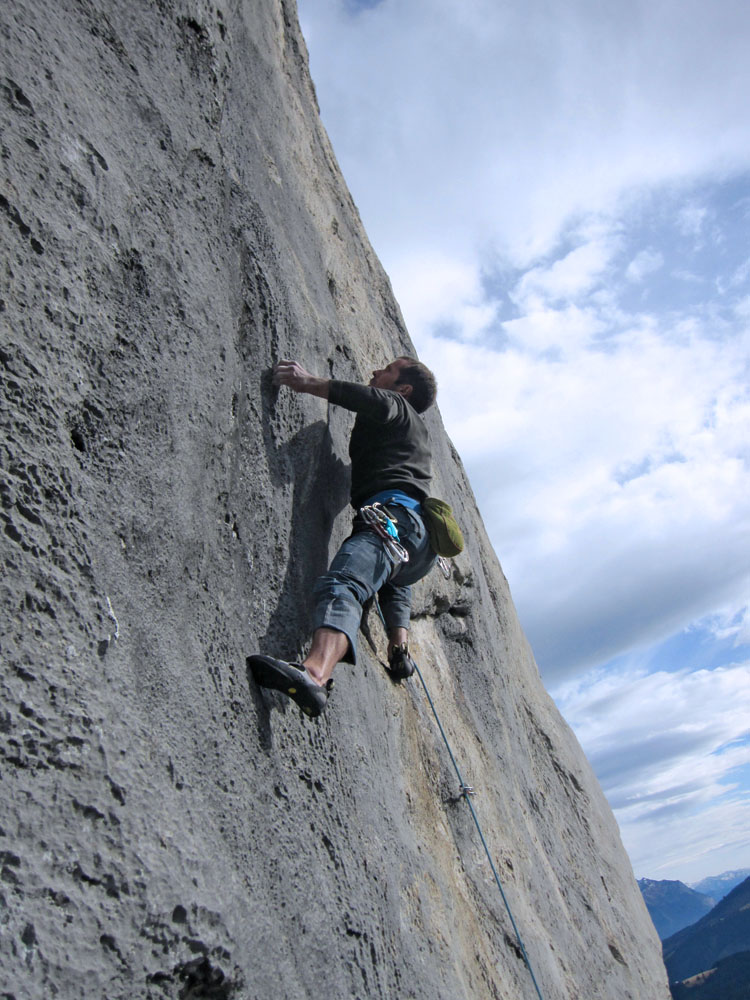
[372,593,545,996]
[411,660,545,1000]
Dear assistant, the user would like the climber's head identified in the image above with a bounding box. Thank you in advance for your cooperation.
[369,357,437,413]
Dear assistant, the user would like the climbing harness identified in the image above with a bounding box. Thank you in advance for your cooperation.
[360,502,452,580]
[359,503,410,565]
[374,602,545,1000]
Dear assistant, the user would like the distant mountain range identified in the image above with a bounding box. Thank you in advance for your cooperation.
[638,868,750,940]
[662,876,750,985]
[689,869,750,901]
[638,879,715,939]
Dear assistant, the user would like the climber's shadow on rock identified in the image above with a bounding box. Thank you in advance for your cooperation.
[250,370,350,710]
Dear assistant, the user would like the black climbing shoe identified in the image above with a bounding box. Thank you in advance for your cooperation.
[388,643,416,681]
[246,655,330,717]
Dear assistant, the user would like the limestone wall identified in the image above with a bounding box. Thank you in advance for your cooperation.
[1,1,669,997]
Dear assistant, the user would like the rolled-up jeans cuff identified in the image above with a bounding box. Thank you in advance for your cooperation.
[378,595,412,633]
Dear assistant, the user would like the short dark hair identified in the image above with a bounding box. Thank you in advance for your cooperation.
[395,356,437,413]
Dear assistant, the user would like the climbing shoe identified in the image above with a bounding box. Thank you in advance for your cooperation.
[246,655,330,717]
[388,643,416,681]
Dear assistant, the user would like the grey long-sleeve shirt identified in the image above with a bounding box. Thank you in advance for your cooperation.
[328,380,432,508]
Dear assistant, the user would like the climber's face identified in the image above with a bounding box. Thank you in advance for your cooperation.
[369,358,411,393]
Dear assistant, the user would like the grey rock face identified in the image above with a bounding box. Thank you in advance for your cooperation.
[1,1,669,997]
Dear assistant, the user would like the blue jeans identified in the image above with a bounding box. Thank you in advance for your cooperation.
[312,504,437,663]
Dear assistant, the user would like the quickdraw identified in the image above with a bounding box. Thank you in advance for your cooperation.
[359,503,410,565]
[436,556,451,579]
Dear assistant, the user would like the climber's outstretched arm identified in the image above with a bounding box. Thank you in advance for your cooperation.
[273,359,330,399]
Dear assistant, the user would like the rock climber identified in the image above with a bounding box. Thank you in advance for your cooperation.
[247,356,438,717]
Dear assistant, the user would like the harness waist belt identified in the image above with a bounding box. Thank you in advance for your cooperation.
[363,490,421,511]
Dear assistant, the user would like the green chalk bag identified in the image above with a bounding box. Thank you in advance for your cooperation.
[422,498,464,557]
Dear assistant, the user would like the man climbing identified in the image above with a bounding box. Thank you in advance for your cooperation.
[247,356,438,717]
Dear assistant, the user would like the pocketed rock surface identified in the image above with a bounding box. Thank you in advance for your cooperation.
[1,2,669,997]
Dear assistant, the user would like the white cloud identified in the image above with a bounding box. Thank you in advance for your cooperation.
[553,661,750,881]
[389,250,497,342]
[677,202,709,239]
[502,303,604,356]
[626,249,664,283]
[702,598,750,647]
[416,259,750,679]
[514,238,618,307]
[719,257,750,294]
[300,0,750,271]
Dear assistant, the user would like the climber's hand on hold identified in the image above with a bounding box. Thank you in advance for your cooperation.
[272,359,330,399]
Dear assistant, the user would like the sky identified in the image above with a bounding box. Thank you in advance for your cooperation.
[295,0,750,884]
